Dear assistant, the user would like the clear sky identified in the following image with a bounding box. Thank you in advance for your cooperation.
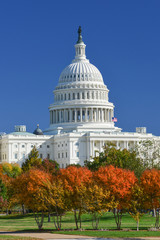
[0,0,160,135]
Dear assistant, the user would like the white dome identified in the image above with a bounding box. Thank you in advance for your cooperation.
[59,61,103,84]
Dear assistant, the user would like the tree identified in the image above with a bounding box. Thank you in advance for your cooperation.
[85,143,144,178]
[40,159,59,175]
[136,140,160,169]
[59,166,92,229]
[94,165,137,230]
[22,146,42,172]
[140,168,160,229]
[2,163,22,178]
[43,176,66,230]
[85,181,110,229]
[10,169,52,230]
[129,183,145,231]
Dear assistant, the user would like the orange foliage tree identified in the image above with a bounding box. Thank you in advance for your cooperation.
[59,166,92,229]
[94,165,137,229]
[140,168,160,229]
[10,169,52,229]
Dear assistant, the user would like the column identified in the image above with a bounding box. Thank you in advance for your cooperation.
[99,109,101,122]
[56,110,58,123]
[91,108,93,122]
[75,109,77,122]
[80,108,82,122]
[102,109,104,122]
[59,110,61,123]
[96,108,98,122]
[92,140,94,156]
[70,109,72,122]
[63,109,66,122]
[85,108,88,122]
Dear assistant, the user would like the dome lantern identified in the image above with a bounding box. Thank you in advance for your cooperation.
[73,26,87,63]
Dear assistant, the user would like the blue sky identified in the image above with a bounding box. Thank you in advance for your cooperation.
[0,0,160,135]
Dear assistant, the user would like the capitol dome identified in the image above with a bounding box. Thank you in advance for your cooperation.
[59,59,103,84]
[44,27,119,135]
[57,27,104,87]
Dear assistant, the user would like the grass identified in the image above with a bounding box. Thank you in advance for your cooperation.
[0,236,40,240]
[0,212,160,238]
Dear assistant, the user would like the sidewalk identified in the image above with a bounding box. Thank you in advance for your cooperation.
[0,231,93,239]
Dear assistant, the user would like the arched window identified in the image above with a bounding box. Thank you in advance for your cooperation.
[73,93,75,100]
[77,92,80,99]
[87,92,89,99]
[82,92,85,99]
[68,93,70,100]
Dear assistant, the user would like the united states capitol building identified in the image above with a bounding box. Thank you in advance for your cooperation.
[0,27,159,167]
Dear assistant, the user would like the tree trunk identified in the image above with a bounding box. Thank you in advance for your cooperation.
[137,219,139,231]
[113,208,122,230]
[155,209,159,229]
[48,213,51,222]
[34,212,44,230]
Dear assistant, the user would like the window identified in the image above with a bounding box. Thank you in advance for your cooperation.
[66,152,67,158]
[15,153,17,159]
[62,144,63,147]
[22,145,25,148]
[62,163,64,168]
[77,92,80,99]
[40,145,42,148]
[73,93,75,100]
[66,143,67,146]
[62,153,64,158]
[47,154,50,159]
[58,153,60,158]
[40,154,43,159]
[47,145,50,148]
[82,92,85,99]
[76,152,79,157]
[31,145,34,148]
[15,145,17,148]
[75,142,79,146]
[68,93,70,100]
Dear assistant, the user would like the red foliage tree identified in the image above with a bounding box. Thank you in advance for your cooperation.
[140,168,160,229]
[94,165,137,229]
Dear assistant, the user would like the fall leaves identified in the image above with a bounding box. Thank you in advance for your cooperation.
[1,160,160,230]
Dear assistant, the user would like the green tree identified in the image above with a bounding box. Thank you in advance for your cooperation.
[85,143,144,178]
[22,146,42,172]
[2,163,22,178]
[136,140,160,169]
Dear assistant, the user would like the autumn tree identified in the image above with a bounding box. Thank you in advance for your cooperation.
[85,181,110,229]
[85,143,144,178]
[129,183,145,231]
[40,159,59,175]
[2,163,22,178]
[94,165,137,230]
[140,169,160,229]
[59,166,92,229]
[22,146,42,172]
[10,169,52,229]
[43,176,66,230]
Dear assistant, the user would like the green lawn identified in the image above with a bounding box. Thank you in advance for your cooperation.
[0,236,40,240]
[0,212,160,238]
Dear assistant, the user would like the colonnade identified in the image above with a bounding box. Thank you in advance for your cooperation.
[50,107,113,124]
